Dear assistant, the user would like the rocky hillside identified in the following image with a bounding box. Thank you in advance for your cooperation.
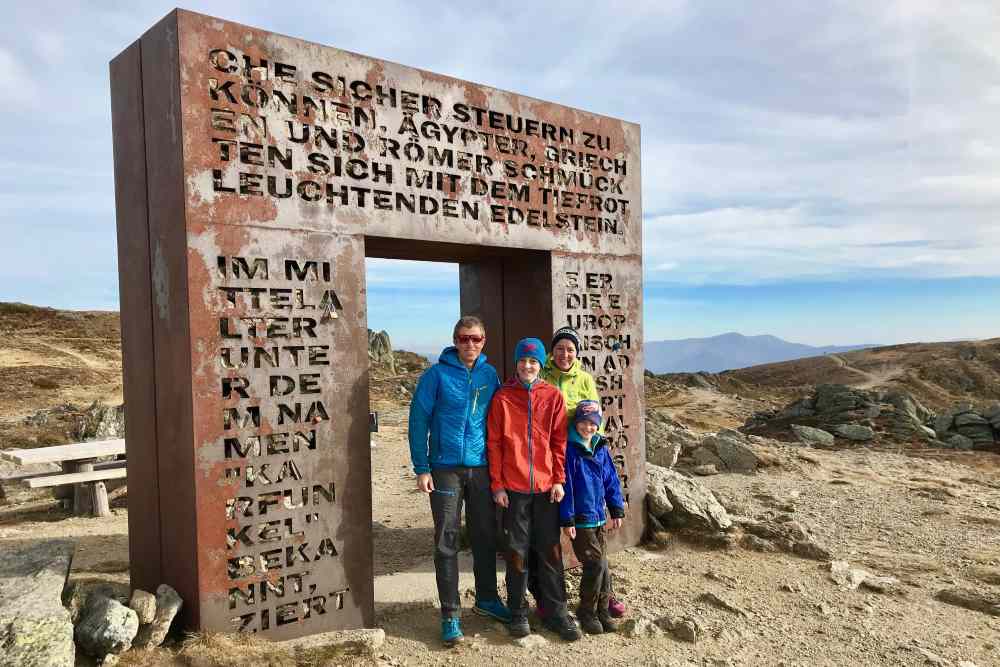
[663,338,1000,413]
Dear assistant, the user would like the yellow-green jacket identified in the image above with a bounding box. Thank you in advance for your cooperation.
[541,357,599,423]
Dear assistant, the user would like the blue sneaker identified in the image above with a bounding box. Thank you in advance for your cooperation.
[473,598,512,623]
[441,617,464,644]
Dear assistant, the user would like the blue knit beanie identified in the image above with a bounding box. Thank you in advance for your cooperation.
[513,337,546,367]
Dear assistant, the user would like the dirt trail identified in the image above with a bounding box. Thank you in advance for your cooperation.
[827,354,905,390]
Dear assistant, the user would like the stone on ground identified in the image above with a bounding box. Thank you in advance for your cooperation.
[0,539,75,667]
[621,617,663,639]
[946,434,975,450]
[74,595,139,657]
[128,589,156,625]
[284,627,386,656]
[513,633,550,648]
[791,424,835,446]
[133,584,182,648]
[935,588,1000,616]
[833,423,875,441]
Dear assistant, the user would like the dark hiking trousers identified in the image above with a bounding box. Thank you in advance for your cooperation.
[503,490,568,618]
[570,526,610,617]
[430,466,499,618]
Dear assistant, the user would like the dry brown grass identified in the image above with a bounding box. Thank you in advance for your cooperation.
[116,633,377,667]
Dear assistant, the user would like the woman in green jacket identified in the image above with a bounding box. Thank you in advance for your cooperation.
[538,326,627,619]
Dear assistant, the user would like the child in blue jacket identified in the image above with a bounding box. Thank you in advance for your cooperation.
[559,400,626,634]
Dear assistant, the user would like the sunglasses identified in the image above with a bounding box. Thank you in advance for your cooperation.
[456,334,484,344]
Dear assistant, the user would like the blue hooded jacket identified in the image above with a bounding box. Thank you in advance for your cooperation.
[558,428,626,528]
[408,347,501,473]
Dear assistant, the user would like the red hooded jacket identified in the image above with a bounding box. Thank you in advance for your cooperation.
[487,377,567,494]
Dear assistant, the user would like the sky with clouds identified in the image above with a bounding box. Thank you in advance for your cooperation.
[1,1,998,351]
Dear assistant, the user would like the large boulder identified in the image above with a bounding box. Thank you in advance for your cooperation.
[883,390,931,423]
[933,413,954,438]
[954,412,995,445]
[814,384,871,415]
[704,430,759,473]
[791,424,835,446]
[74,401,125,441]
[74,595,139,657]
[368,329,395,373]
[777,397,816,419]
[0,540,76,667]
[645,410,699,468]
[645,464,731,532]
[946,433,975,450]
[985,403,1000,430]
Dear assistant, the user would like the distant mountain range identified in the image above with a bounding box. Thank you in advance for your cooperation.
[644,332,877,374]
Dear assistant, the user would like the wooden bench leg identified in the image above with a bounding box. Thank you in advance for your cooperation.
[92,481,111,518]
[53,461,75,506]
[73,462,95,516]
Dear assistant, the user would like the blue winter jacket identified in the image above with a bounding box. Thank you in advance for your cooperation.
[408,347,501,474]
[558,429,626,528]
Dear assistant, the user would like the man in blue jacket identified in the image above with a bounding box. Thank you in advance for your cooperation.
[408,315,511,644]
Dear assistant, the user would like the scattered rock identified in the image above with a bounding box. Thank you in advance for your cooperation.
[967,566,1000,586]
[828,561,869,590]
[621,617,663,639]
[284,628,386,656]
[792,539,833,562]
[692,464,719,476]
[860,575,900,594]
[128,590,156,625]
[133,584,182,648]
[833,423,875,441]
[828,561,899,593]
[0,539,76,667]
[935,587,1000,616]
[696,592,748,617]
[780,581,806,594]
[74,595,139,658]
[741,534,776,552]
[655,615,702,643]
[947,434,975,450]
[791,424,835,446]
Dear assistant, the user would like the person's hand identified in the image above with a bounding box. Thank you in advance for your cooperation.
[417,473,434,493]
[562,526,576,539]
[608,517,624,531]
[550,484,565,503]
[493,489,509,508]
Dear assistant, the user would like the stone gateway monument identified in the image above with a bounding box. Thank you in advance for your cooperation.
[110,9,644,640]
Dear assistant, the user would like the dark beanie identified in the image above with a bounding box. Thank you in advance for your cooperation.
[513,337,546,366]
[551,326,582,353]
[574,400,603,428]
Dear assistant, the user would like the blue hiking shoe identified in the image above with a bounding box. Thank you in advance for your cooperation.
[441,617,464,645]
[473,598,512,623]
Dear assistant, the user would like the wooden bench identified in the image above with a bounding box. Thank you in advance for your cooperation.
[1,439,126,517]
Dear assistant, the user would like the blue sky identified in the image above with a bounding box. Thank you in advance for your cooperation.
[2,1,999,351]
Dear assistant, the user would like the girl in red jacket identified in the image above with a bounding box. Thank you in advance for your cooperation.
[487,337,581,641]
